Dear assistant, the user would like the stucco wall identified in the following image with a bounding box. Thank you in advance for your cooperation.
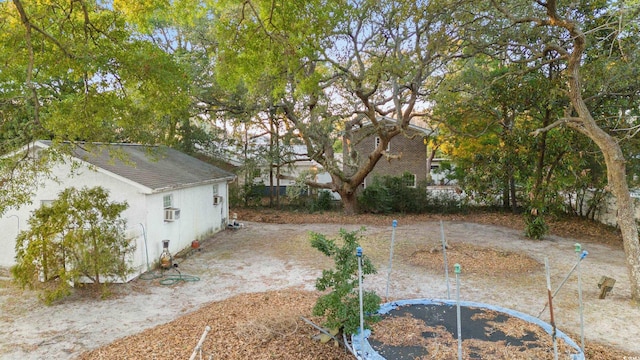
[141,182,228,274]
[0,159,145,268]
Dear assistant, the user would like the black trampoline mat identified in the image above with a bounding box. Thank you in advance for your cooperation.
[367,303,579,360]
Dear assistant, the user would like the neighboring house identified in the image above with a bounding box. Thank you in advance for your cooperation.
[0,141,236,281]
[349,118,445,188]
[219,139,339,198]
[253,144,336,197]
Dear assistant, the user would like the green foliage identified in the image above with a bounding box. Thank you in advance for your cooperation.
[207,0,465,212]
[232,182,265,208]
[425,190,467,214]
[309,190,335,213]
[359,174,434,214]
[227,183,244,208]
[310,229,381,335]
[358,174,467,214]
[357,181,393,214]
[524,209,549,240]
[0,1,192,215]
[11,186,134,304]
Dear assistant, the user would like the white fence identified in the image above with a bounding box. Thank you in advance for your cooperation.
[575,190,640,227]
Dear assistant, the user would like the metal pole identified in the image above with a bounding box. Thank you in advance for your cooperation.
[385,220,398,301]
[189,325,211,360]
[575,243,585,353]
[537,249,588,318]
[441,220,450,299]
[357,246,364,356]
[139,223,150,272]
[552,250,588,298]
[454,263,462,360]
[545,257,559,360]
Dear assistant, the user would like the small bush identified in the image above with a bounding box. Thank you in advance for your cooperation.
[310,190,334,212]
[358,179,393,214]
[524,208,549,240]
[359,174,467,214]
[425,190,465,214]
[310,228,381,335]
[11,186,134,304]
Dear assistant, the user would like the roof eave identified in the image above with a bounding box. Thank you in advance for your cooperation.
[150,175,237,194]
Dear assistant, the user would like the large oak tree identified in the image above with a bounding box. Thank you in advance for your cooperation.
[211,0,464,214]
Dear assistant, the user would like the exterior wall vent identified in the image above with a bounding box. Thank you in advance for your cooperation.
[213,196,223,206]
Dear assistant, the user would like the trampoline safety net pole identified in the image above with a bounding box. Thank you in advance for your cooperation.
[385,220,398,301]
[357,246,364,355]
[575,243,586,353]
[545,257,559,360]
[441,220,450,299]
[455,263,462,360]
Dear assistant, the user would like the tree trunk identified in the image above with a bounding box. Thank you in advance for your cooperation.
[509,176,517,213]
[502,176,510,209]
[556,5,640,302]
[341,191,358,215]
[532,108,550,202]
[599,137,640,303]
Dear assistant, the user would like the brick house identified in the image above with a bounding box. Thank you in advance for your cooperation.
[349,118,440,188]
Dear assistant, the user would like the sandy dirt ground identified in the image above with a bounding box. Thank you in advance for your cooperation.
[1,218,639,359]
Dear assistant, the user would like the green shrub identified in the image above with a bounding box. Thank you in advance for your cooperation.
[524,208,549,240]
[358,179,392,214]
[425,190,465,214]
[358,174,430,214]
[11,186,134,304]
[310,190,334,212]
[310,228,381,335]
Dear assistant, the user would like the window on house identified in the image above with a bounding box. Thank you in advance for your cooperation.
[402,173,417,188]
[163,194,173,209]
[375,137,390,152]
[213,184,223,205]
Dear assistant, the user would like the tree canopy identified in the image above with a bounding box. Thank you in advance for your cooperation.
[0,0,191,215]
[204,0,466,213]
[2,0,640,300]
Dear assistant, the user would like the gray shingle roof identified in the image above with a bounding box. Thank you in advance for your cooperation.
[40,141,236,192]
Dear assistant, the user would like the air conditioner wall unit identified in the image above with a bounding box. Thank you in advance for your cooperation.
[213,196,223,205]
[164,208,181,222]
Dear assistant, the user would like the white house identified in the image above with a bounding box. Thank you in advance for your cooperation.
[0,141,236,281]
[252,144,338,197]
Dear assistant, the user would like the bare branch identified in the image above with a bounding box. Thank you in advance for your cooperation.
[529,117,582,137]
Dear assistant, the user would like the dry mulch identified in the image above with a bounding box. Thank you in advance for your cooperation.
[78,209,631,360]
[233,208,624,247]
[78,290,353,360]
[408,243,541,276]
